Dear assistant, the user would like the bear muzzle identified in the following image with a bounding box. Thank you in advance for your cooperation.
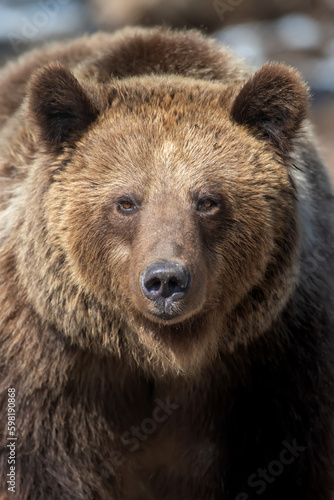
[140,260,191,320]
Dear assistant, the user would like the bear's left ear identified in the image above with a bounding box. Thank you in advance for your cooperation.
[27,62,99,148]
[231,63,309,155]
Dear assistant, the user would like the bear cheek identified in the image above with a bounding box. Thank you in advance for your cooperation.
[54,199,118,296]
[204,204,275,316]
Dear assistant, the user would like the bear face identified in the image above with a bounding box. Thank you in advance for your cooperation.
[18,62,308,375]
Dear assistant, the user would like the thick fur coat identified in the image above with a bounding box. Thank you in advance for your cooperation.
[0,27,333,500]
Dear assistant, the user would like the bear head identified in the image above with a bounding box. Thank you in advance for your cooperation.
[19,61,308,375]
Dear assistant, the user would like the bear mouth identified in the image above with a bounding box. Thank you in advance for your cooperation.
[148,297,183,322]
[150,310,180,321]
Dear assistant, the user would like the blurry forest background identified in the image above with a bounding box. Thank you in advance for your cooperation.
[0,0,333,179]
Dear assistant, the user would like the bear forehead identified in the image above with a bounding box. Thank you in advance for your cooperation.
[68,123,283,206]
[78,77,250,163]
[96,75,238,119]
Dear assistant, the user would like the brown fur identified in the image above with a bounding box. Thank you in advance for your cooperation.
[0,27,333,500]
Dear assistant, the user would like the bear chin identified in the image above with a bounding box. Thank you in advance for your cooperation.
[128,308,221,376]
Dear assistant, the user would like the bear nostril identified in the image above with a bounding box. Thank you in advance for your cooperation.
[146,277,162,292]
[167,278,184,295]
[141,261,191,303]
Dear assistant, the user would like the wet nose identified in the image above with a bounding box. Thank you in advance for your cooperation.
[141,261,191,303]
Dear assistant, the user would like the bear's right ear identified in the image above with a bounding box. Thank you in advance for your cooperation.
[27,63,99,148]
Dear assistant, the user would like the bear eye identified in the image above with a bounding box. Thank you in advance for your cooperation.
[117,198,138,214]
[196,197,218,212]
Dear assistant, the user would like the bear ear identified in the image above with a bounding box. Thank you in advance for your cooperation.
[27,63,99,148]
[231,63,309,154]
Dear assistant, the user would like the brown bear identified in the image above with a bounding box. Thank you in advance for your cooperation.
[0,26,333,500]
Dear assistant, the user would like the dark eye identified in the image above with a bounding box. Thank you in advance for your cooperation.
[196,197,218,212]
[117,198,138,214]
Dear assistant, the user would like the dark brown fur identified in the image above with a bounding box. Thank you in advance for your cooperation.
[0,27,333,500]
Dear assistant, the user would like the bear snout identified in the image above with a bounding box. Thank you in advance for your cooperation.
[140,260,191,319]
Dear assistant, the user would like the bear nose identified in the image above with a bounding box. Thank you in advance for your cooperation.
[141,261,191,302]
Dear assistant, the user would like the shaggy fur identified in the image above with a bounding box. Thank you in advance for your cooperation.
[0,26,333,500]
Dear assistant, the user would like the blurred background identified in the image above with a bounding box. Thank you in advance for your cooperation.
[0,0,333,178]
